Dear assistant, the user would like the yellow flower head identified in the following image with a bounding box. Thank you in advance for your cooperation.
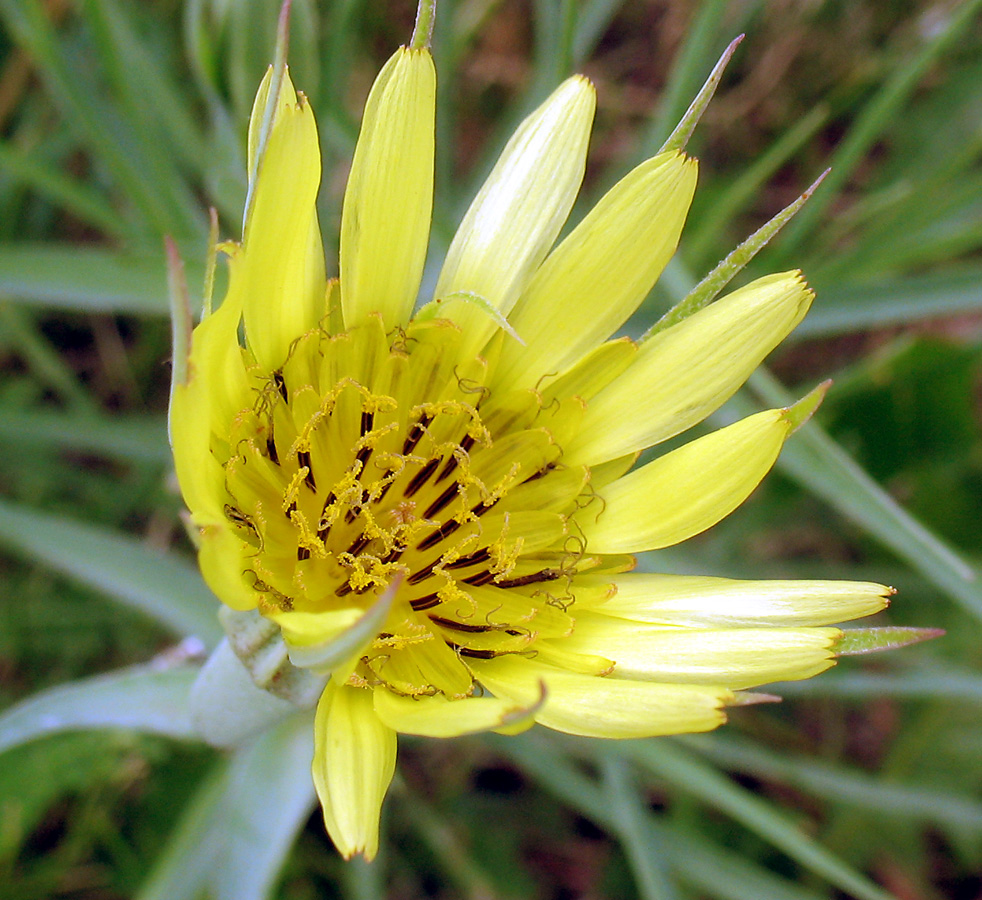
[170,26,893,861]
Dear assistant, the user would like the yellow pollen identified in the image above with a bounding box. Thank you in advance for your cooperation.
[219,319,586,697]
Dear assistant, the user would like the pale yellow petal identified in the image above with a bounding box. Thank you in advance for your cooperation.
[340,48,436,330]
[373,688,538,737]
[170,294,248,520]
[585,574,892,627]
[240,74,325,372]
[559,612,840,689]
[583,409,791,553]
[312,682,397,861]
[472,656,731,738]
[494,152,697,391]
[196,522,259,611]
[434,76,596,355]
[566,272,812,465]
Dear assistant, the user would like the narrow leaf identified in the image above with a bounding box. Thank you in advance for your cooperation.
[0,664,199,754]
[0,498,222,646]
[622,740,897,900]
[0,245,211,316]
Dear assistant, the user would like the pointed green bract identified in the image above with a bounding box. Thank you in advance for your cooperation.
[834,627,945,656]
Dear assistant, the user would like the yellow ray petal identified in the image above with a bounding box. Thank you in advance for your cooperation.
[373,687,540,737]
[495,151,697,391]
[240,72,325,372]
[197,522,260,611]
[170,292,248,520]
[583,408,791,554]
[312,681,397,861]
[558,612,840,689]
[434,76,596,356]
[340,47,436,331]
[566,272,812,465]
[582,574,892,627]
[472,656,731,738]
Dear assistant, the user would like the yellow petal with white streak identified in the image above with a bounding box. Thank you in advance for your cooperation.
[472,657,731,738]
[567,272,811,465]
[313,682,396,861]
[583,409,791,553]
[170,292,248,520]
[558,613,840,689]
[495,152,697,391]
[434,76,596,355]
[240,74,325,372]
[586,574,891,627]
[373,688,538,737]
[340,48,436,330]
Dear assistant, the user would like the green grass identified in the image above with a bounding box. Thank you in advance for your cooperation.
[1,0,981,897]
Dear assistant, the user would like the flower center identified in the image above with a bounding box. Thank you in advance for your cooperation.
[218,316,598,698]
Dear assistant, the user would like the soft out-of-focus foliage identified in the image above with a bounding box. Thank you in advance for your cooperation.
[1,1,981,897]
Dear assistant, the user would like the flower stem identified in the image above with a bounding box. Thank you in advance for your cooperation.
[411,0,436,49]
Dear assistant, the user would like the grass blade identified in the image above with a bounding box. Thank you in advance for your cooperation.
[0,245,210,315]
[0,498,222,646]
[743,368,982,623]
[773,0,982,259]
[600,756,680,900]
[684,733,982,835]
[622,739,896,900]
[0,664,199,754]
[490,732,830,900]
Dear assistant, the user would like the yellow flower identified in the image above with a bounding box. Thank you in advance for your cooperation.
[170,45,891,860]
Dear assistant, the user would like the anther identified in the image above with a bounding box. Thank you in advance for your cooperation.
[436,434,475,484]
[402,413,432,454]
[347,533,371,556]
[273,370,288,402]
[410,592,441,611]
[494,568,561,589]
[462,570,496,586]
[416,518,460,552]
[429,615,495,634]
[444,547,491,570]
[423,482,459,519]
[297,451,316,490]
[404,458,440,498]
[407,559,438,585]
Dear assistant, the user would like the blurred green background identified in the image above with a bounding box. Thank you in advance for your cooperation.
[1,0,982,897]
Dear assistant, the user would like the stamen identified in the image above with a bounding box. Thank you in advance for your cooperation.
[494,568,561,589]
[416,518,461,552]
[436,434,475,483]
[451,644,499,660]
[408,559,438,585]
[462,570,496,586]
[273,370,288,401]
[404,457,440,497]
[266,432,279,464]
[423,482,459,519]
[444,547,491,570]
[410,592,441,611]
[347,533,372,556]
[402,413,432,454]
[429,615,495,634]
[297,450,316,490]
